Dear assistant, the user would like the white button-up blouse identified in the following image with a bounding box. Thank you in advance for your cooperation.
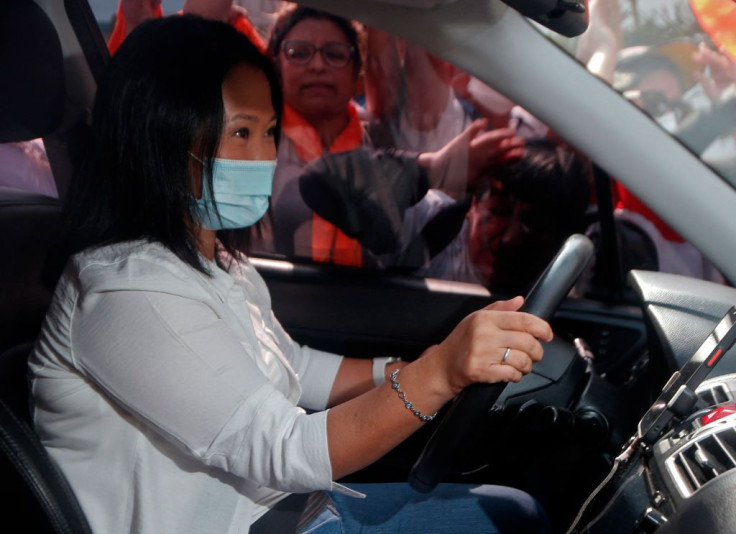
[29,240,349,533]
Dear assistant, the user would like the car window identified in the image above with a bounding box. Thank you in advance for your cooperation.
[86,0,729,295]
[238,3,592,298]
[535,0,736,187]
[529,0,734,288]
[0,140,58,197]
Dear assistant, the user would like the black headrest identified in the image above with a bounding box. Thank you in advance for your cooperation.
[0,0,65,142]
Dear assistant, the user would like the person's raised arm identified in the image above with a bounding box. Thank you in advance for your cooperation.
[107,0,162,55]
[364,27,405,121]
[693,43,736,104]
[574,0,622,83]
[402,45,456,132]
[416,119,525,197]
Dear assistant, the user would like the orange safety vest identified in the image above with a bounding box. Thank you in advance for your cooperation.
[281,103,364,266]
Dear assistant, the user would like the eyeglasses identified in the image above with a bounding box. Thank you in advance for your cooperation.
[281,40,355,68]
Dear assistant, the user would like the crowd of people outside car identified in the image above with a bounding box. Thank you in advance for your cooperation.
[12,0,734,291]
[262,6,543,272]
[103,0,582,290]
[416,139,592,295]
[577,0,736,285]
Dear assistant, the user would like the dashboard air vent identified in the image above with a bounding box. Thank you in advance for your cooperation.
[666,426,736,498]
[698,383,731,406]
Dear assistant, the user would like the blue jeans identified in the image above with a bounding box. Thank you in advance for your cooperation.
[300,483,551,533]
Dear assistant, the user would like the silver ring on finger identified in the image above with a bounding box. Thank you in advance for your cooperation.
[502,347,511,363]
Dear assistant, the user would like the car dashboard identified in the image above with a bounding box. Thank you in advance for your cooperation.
[629,270,736,377]
[585,373,736,534]
[577,271,736,533]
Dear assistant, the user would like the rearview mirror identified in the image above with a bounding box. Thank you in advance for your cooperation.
[502,0,589,37]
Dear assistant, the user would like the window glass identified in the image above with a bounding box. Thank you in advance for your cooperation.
[88,1,728,292]
[0,140,58,197]
[535,0,736,186]
[243,1,593,297]
[531,0,733,287]
[88,0,595,295]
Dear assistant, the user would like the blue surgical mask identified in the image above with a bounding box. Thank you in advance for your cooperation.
[193,157,276,230]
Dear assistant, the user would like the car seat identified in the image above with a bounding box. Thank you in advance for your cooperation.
[0,188,62,354]
[1,2,318,531]
[0,0,91,531]
[0,343,92,533]
[0,0,65,354]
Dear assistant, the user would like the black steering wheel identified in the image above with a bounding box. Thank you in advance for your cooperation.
[408,233,595,492]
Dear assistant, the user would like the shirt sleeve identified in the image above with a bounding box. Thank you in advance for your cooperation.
[71,285,335,493]
[265,310,343,411]
[227,252,344,411]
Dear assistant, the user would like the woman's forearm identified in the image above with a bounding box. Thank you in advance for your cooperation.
[324,297,553,480]
[327,357,407,407]
[326,355,448,479]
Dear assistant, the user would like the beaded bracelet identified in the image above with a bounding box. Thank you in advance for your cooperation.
[389,369,438,422]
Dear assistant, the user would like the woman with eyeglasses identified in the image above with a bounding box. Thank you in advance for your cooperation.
[256,5,527,269]
[259,6,372,265]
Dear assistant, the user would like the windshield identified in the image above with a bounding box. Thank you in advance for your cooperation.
[536,0,736,186]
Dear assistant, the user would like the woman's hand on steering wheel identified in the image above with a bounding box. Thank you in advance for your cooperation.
[423,296,554,399]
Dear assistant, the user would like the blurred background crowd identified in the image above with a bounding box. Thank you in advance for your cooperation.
[5,0,736,295]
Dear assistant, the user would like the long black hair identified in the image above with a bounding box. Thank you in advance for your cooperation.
[64,15,282,273]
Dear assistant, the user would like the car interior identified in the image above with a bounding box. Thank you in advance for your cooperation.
[0,2,92,531]
[4,0,736,533]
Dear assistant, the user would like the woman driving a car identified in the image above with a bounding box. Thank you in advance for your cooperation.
[29,15,553,534]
